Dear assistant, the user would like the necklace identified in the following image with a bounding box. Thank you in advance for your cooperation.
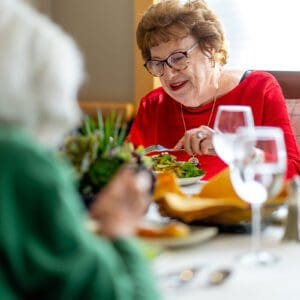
[180,90,218,165]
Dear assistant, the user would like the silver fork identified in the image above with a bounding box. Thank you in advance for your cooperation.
[144,144,171,154]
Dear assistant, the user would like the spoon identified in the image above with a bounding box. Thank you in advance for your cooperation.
[205,268,232,286]
[160,266,232,288]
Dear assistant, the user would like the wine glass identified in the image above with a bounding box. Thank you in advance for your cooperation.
[230,126,287,265]
[213,105,254,166]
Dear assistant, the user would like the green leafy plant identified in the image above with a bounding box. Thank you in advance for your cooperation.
[63,110,150,198]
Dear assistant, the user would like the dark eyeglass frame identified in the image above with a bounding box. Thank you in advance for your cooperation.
[144,43,199,77]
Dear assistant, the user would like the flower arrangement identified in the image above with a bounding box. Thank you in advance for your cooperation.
[62,111,150,202]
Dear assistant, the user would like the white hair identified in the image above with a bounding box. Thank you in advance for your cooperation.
[0,0,84,148]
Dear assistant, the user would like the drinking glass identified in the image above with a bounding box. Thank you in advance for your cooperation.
[213,105,254,165]
[230,126,287,265]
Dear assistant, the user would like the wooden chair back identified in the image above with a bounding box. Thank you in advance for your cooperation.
[267,71,300,146]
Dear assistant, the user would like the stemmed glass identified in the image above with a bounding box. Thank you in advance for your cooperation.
[212,105,254,166]
[230,126,287,265]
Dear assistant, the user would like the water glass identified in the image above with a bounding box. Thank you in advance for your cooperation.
[213,105,254,165]
[230,126,286,265]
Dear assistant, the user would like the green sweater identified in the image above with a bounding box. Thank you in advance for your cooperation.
[0,129,159,300]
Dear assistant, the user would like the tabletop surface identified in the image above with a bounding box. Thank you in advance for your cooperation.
[147,181,300,300]
[151,227,300,300]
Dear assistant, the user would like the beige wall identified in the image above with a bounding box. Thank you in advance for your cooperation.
[24,0,157,108]
[27,0,135,103]
[52,0,134,103]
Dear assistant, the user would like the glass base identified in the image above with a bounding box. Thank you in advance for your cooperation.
[236,250,279,266]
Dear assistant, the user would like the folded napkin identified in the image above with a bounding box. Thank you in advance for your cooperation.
[153,168,288,224]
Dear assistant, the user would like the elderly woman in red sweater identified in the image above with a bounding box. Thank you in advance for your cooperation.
[128,0,300,180]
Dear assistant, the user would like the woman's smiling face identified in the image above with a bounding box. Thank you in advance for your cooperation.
[150,35,216,107]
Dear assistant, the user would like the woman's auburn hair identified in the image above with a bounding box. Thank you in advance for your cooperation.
[136,0,228,66]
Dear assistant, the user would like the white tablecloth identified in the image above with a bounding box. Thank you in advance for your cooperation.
[151,227,300,300]
[147,180,300,299]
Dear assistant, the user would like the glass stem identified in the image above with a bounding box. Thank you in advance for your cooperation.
[251,203,261,254]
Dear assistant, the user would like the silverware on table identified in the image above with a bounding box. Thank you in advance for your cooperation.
[144,144,171,154]
[205,268,232,286]
[159,265,232,288]
[158,265,203,287]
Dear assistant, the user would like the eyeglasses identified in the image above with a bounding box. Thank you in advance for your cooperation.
[144,43,198,77]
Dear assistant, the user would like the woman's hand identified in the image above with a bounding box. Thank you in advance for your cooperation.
[174,125,216,155]
[89,168,152,239]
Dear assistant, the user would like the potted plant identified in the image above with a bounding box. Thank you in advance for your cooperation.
[62,110,150,206]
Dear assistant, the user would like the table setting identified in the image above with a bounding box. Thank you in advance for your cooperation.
[138,105,300,299]
[142,174,300,300]
[67,108,300,299]
[151,226,300,300]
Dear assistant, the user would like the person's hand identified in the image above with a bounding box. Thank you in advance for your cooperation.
[173,125,216,155]
[89,167,152,239]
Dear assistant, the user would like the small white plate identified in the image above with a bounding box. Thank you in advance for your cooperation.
[177,175,204,186]
[140,226,217,249]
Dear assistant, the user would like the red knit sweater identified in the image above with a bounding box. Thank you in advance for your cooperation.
[128,71,300,180]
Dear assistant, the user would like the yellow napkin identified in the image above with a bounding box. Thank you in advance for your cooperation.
[153,169,288,224]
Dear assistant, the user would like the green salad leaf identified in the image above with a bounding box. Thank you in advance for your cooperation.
[175,161,204,178]
[151,153,205,178]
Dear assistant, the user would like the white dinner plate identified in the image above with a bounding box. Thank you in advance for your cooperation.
[177,175,204,186]
[140,226,218,249]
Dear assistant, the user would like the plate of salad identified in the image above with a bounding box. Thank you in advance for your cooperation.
[151,152,205,186]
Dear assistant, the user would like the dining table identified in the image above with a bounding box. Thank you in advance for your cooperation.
[145,181,300,300]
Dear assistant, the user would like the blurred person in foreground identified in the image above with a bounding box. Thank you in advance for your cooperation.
[128,0,300,180]
[0,0,159,299]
